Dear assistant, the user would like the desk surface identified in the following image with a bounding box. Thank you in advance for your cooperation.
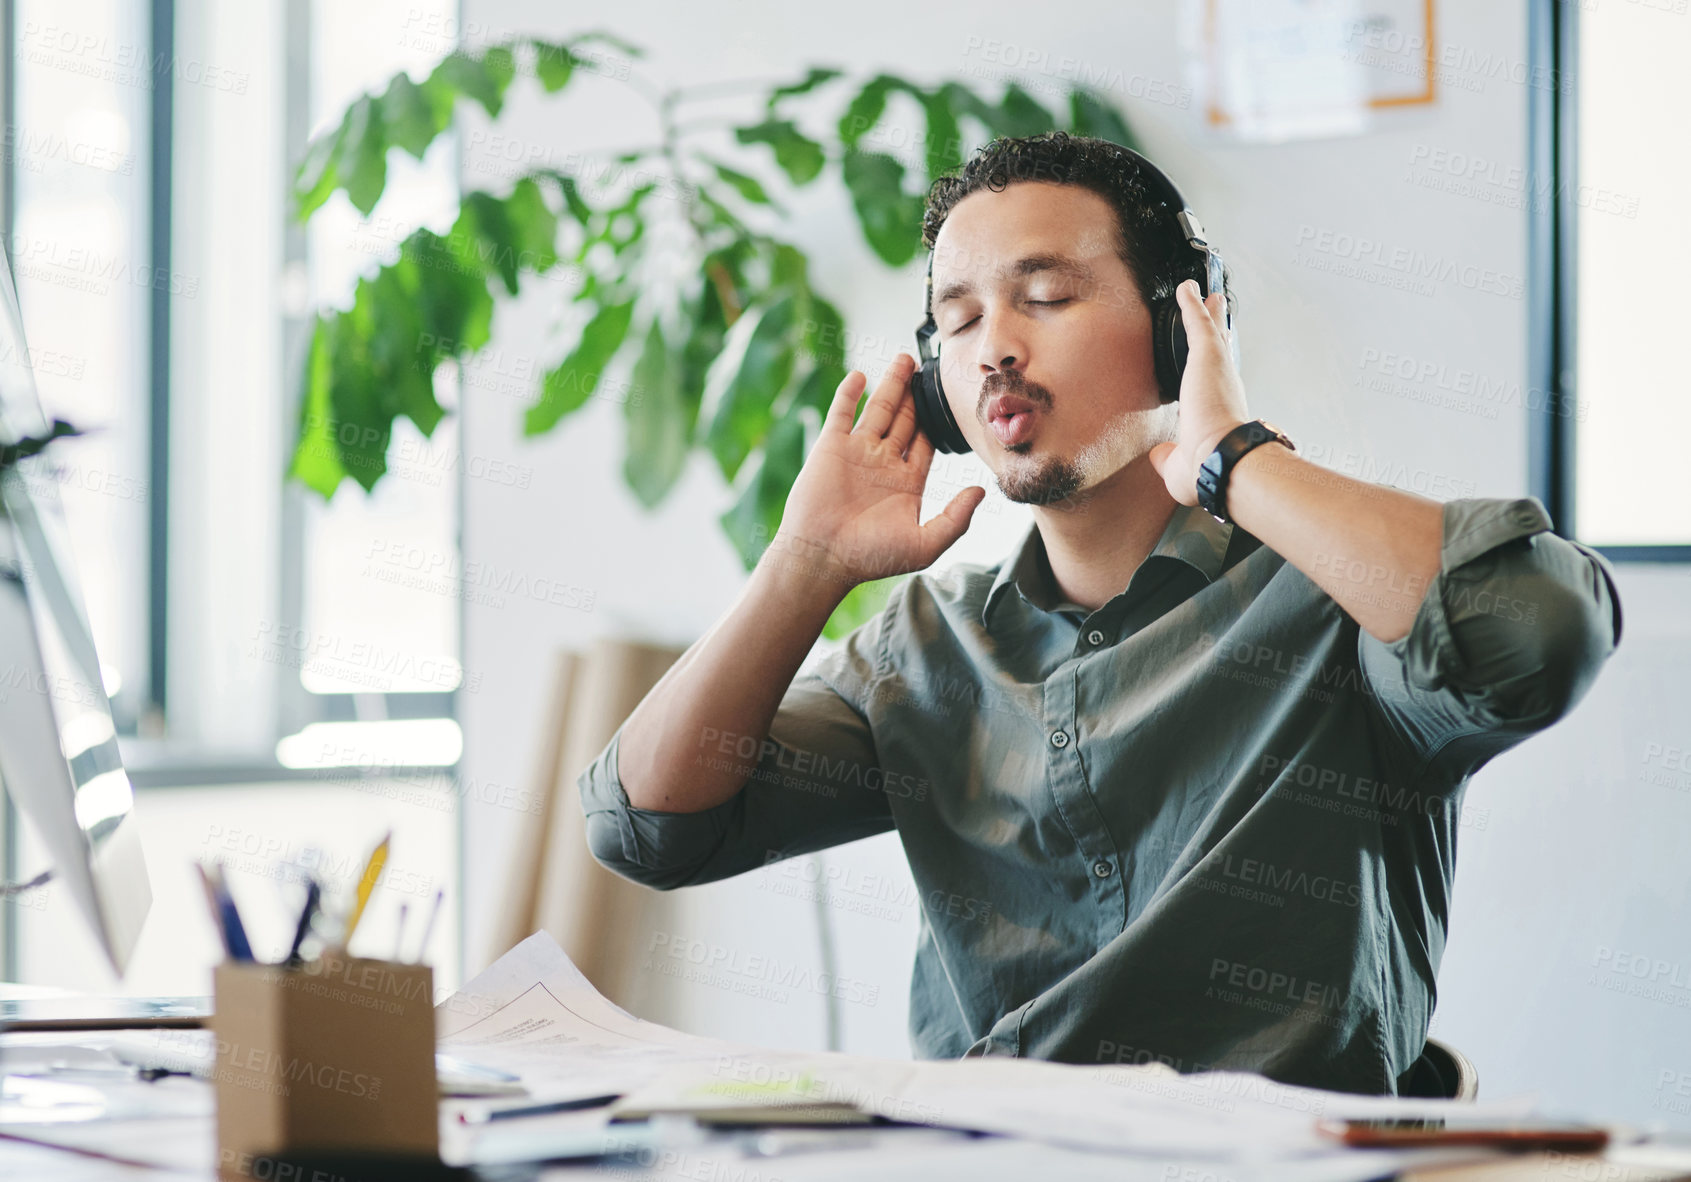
[5,1130,1690,1182]
[4,1031,1690,1182]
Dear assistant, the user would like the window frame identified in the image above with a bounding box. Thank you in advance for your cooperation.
[3,0,468,786]
[0,0,468,978]
[1529,0,1691,561]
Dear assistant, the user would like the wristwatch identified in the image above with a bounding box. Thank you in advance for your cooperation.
[1195,419,1296,524]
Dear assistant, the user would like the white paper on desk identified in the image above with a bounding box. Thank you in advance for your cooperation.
[0,1115,218,1173]
[440,933,1240,1149]
[613,1048,1327,1161]
[840,1059,1326,1159]
[434,933,1542,1166]
[435,930,743,1102]
[728,1136,1440,1182]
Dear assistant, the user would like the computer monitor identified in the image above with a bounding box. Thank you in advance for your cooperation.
[0,244,152,977]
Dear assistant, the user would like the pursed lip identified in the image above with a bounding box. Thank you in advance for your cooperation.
[985,393,1038,425]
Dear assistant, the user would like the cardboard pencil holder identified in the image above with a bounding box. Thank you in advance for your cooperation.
[210,952,437,1175]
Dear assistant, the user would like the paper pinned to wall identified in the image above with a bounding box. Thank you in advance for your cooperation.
[1183,0,1437,143]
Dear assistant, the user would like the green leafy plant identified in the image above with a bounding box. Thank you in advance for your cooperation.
[0,419,81,475]
[289,34,1140,636]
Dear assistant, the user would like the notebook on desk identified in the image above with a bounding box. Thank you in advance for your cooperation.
[0,995,211,1031]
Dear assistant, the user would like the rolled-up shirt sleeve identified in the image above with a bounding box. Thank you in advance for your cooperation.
[578,607,895,891]
[1357,496,1622,779]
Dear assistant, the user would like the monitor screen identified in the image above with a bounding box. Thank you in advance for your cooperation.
[0,245,151,977]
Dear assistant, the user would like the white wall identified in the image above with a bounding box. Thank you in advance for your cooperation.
[453,0,1690,1123]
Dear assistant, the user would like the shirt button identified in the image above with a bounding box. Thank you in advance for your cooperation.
[1086,629,1105,646]
[1093,860,1114,878]
[1050,730,1070,748]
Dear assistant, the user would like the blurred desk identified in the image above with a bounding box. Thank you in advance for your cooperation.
[4,1030,1691,1181]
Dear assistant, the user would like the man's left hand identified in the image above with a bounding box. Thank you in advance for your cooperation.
[1146,278,1251,506]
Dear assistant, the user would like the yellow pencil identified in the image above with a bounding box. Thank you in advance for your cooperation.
[341,829,391,948]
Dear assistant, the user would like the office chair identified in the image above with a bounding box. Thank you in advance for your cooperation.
[1399,1037,1480,1100]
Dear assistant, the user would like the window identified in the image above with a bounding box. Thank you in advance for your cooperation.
[280,0,465,765]
[9,0,153,733]
[1534,0,1691,558]
[1,0,464,990]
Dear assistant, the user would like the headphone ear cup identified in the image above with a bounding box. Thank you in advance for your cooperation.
[911,358,970,455]
[1151,296,1187,402]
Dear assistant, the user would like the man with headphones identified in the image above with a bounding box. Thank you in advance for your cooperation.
[580,132,1621,1094]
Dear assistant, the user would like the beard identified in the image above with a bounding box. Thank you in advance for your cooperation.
[980,370,1176,509]
[998,454,1086,506]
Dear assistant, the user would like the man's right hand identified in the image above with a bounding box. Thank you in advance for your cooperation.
[769,353,987,590]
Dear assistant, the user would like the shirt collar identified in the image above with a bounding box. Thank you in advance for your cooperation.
[980,502,1236,629]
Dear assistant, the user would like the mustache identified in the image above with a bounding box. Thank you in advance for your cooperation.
[977,370,1053,420]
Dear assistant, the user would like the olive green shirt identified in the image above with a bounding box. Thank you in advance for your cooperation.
[579,496,1622,1093]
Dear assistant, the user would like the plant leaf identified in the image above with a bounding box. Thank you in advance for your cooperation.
[530,40,577,92]
[1069,89,1140,149]
[569,29,645,58]
[294,120,347,221]
[452,193,520,295]
[382,72,440,159]
[769,242,808,291]
[938,81,1000,132]
[525,299,635,435]
[708,159,775,206]
[918,89,963,181]
[362,260,444,436]
[678,274,729,430]
[341,94,389,216]
[822,575,904,641]
[623,319,692,507]
[841,149,924,266]
[838,73,905,147]
[316,302,392,492]
[993,83,1054,137]
[798,297,848,375]
[703,295,798,481]
[403,229,496,354]
[481,46,517,100]
[445,180,559,296]
[718,396,809,569]
[768,66,842,108]
[427,50,513,121]
[734,120,825,186]
[289,319,344,496]
[553,173,595,224]
[503,177,562,274]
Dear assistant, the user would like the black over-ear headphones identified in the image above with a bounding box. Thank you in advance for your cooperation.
[909,145,1229,456]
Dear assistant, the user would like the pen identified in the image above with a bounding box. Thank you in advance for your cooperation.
[284,879,321,966]
[206,862,255,962]
[341,830,391,947]
[393,901,409,961]
[458,1093,622,1124]
[193,862,231,957]
[413,887,445,963]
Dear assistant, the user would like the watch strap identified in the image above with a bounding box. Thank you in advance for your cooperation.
[1195,419,1295,524]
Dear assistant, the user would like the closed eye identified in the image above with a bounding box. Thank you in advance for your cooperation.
[945,298,1070,337]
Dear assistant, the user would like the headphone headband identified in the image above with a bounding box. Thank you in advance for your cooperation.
[920,144,1215,329]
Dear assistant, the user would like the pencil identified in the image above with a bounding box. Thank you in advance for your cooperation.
[341,830,391,947]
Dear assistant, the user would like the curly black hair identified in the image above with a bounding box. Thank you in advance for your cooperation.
[921,130,1232,318]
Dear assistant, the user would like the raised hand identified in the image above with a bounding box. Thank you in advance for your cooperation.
[769,353,986,589]
[1146,279,1251,506]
